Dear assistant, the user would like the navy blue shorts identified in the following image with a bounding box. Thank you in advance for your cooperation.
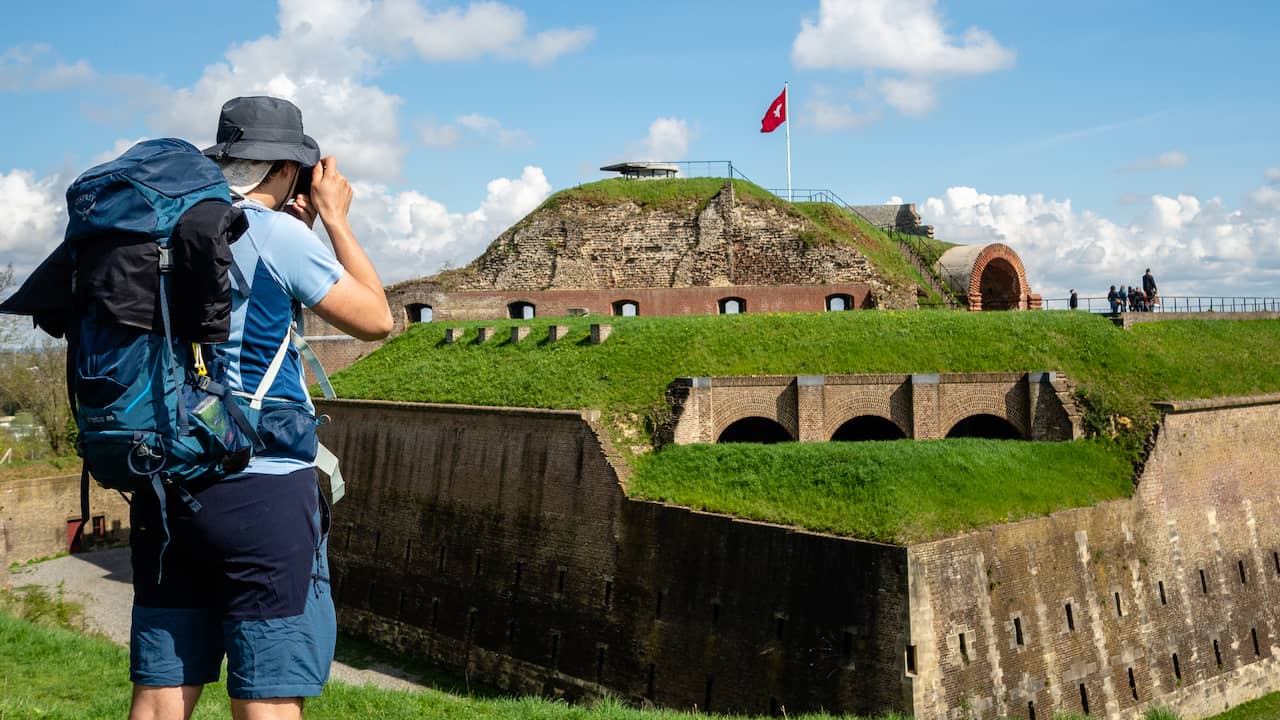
[128,467,335,699]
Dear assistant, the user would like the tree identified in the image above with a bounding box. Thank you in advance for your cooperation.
[0,265,73,457]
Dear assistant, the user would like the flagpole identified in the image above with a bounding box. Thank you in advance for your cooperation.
[784,81,792,203]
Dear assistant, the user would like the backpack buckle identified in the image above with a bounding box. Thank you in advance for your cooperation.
[158,247,173,273]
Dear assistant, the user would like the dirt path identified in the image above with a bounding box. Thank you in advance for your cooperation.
[8,548,427,693]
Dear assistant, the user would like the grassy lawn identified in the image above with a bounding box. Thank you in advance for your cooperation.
[0,455,80,484]
[628,439,1132,544]
[540,177,786,213]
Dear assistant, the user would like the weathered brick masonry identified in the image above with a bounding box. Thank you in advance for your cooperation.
[909,395,1280,720]
[319,393,1280,719]
[318,399,912,716]
[0,474,130,563]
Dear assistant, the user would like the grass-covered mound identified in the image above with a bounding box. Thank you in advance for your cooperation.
[628,440,1132,544]
[331,311,1280,540]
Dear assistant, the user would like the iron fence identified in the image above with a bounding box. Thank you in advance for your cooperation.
[1040,296,1280,314]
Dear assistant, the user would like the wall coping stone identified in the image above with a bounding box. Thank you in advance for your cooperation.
[476,326,496,343]
[797,375,824,387]
[590,323,611,344]
[548,325,570,342]
[511,326,531,343]
[1116,310,1280,329]
[316,397,600,423]
[911,373,940,385]
[1152,393,1280,414]
[1027,371,1057,383]
[444,327,466,344]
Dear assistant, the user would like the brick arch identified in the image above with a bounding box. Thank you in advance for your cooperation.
[710,386,799,441]
[937,386,1030,439]
[937,243,1036,311]
[828,414,909,441]
[969,244,1030,310]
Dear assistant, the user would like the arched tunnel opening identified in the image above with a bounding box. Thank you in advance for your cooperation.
[717,417,793,444]
[978,258,1021,310]
[830,415,907,441]
[945,414,1023,440]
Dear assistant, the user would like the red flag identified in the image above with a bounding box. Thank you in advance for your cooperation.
[760,87,787,133]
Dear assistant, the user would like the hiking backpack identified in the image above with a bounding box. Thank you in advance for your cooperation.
[1,138,343,551]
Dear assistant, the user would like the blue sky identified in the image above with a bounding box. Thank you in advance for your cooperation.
[2,0,1278,299]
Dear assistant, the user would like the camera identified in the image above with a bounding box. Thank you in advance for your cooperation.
[294,164,314,196]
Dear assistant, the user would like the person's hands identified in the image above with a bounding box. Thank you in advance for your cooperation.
[308,157,353,226]
[284,191,317,229]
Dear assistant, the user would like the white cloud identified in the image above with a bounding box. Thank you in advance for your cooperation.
[919,183,1280,300]
[793,0,1014,73]
[0,169,64,271]
[420,114,532,149]
[879,77,936,115]
[792,0,1012,126]
[361,0,593,65]
[1,44,97,91]
[640,117,690,161]
[1118,150,1189,173]
[346,165,552,282]
[1265,167,1280,184]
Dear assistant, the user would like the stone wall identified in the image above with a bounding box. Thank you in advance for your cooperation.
[0,474,131,563]
[666,372,1080,444]
[318,399,912,716]
[907,394,1280,720]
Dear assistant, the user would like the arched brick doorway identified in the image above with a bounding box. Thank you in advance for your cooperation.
[977,257,1021,310]
[831,415,907,441]
[945,414,1023,439]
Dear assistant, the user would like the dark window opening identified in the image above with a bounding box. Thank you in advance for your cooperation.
[1200,569,1208,594]
[1252,628,1261,657]
[831,415,906,442]
[1239,559,1247,584]
[717,416,792,444]
[1013,617,1024,646]
[91,515,106,538]
[406,303,433,323]
[612,300,639,317]
[946,414,1023,439]
[603,580,613,608]
[1128,667,1138,700]
[1114,592,1123,618]
[1158,581,1167,605]
[646,663,656,699]
[1214,639,1223,670]
[825,294,853,312]
[906,645,918,675]
[958,632,968,662]
[508,301,536,320]
[655,591,664,619]
[1273,551,1279,575]
[1028,701,1036,720]
[1173,653,1182,681]
[1065,603,1075,631]
[717,297,746,315]
[1079,684,1090,715]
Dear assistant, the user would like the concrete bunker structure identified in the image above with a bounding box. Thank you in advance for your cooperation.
[936,243,1042,311]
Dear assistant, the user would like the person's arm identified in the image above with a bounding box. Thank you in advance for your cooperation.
[304,158,393,341]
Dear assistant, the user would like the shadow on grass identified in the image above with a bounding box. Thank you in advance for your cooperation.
[333,633,503,698]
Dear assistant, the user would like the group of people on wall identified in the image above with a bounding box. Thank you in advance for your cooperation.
[1067,268,1158,313]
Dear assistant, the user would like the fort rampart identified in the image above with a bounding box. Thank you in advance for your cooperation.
[0,474,130,564]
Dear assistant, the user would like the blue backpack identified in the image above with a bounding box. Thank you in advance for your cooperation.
[5,139,265,555]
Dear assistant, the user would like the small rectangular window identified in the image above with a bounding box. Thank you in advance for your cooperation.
[1079,684,1089,715]
[1128,666,1137,700]
[1065,603,1075,631]
[1173,653,1182,681]
[1158,581,1167,605]
[1013,617,1024,646]
[603,580,613,608]
[1239,559,1247,585]
[958,632,968,662]
[1213,639,1223,670]
[1252,628,1261,657]
[1027,701,1036,720]
[1199,569,1208,594]
[1114,592,1123,618]
[905,645,918,675]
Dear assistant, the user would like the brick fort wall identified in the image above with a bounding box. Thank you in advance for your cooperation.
[0,474,131,563]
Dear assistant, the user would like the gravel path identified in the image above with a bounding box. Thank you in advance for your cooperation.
[9,548,427,693]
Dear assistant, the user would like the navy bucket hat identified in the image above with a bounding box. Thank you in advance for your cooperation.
[202,96,321,166]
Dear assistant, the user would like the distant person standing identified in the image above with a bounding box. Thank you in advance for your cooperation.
[1117,285,1128,312]
[1107,285,1119,313]
[1069,289,1078,310]
[1143,268,1158,310]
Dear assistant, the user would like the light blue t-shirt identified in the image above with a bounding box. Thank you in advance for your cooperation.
[222,199,343,474]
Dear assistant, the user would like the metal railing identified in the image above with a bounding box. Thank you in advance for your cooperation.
[621,160,760,185]
[1040,296,1280,313]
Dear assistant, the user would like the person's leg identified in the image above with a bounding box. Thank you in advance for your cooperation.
[230,697,303,720]
[129,685,203,720]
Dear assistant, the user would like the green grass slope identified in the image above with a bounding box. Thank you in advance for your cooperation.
[629,439,1131,544]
